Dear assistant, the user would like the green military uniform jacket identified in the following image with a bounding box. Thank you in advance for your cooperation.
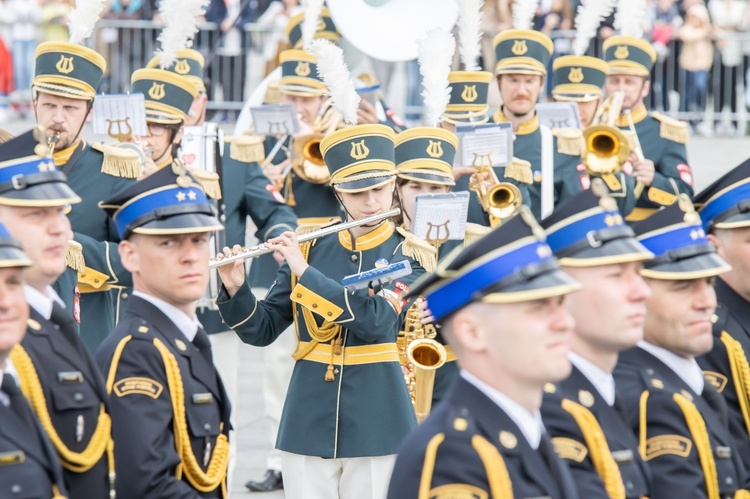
[614,106,693,221]
[55,141,136,352]
[217,221,431,458]
[493,112,584,220]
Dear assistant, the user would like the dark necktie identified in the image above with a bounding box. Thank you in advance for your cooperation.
[702,382,730,430]
[2,374,37,431]
[613,392,629,422]
[539,433,569,498]
[49,301,88,359]
[192,326,213,366]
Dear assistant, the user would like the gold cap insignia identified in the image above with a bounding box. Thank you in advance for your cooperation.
[453,417,468,431]
[677,194,701,225]
[578,390,595,408]
[680,389,694,401]
[172,159,193,187]
[544,383,557,394]
[614,45,629,60]
[148,82,166,100]
[511,40,528,56]
[499,430,518,449]
[426,140,444,158]
[651,379,664,389]
[295,61,311,77]
[174,59,190,75]
[27,318,41,331]
[55,55,74,74]
[568,67,584,83]
[138,325,149,333]
[461,84,478,103]
[175,338,187,351]
[349,139,370,160]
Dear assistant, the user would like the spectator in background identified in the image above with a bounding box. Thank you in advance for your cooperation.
[0,1,13,123]
[255,0,298,76]
[534,0,574,98]
[100,0,153,93]
[40,0,72,43]
[649,0,683,111]
[679,3,714,133]
[481,0,512,71]
[6,0,41,118]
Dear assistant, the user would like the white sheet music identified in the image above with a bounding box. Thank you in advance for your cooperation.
[536,102,582,129]
[456,123,513,168]
[92,93,147,138]
[411,192,471,242]
[250,104,300,135]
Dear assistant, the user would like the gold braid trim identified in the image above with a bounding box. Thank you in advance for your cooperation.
[51,485,67,499]
[673,393,719,499]
[638,391,649,459]
[471,434,514,499]
[9,346,113,473]
[721,331,750,434]
[396,226,437,272]
[151,338,229,493]
[418,433,445,499]
[735,490,750,499]
[503,157,533,185]
[561,399,625,499]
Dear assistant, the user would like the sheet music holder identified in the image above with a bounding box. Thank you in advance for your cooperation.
[536,101,582,130]
[92,93,148,139]
[250,103,300,135]
[455,122,513,168]
[411,192,471,245]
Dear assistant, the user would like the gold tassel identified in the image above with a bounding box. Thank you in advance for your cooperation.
[396,227,437,272]
[325,364,335,382]
[188,167,222,200]
[653,112,689,144]
[226,135,265,163]
[553,128,585,156]
[285,172,296,207]
[94,143,141,179]
[463,223,491,246]
[333,336,342,355]
[65,240,85,273]
[503,157,533,185]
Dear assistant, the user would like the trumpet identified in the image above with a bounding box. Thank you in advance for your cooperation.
[47,131,61,155]
[468,157,523,227]
[582,91,631,190]
[209,208,400,269]
[624,109,647,198]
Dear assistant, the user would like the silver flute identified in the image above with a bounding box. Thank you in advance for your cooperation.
[209,208,401,269]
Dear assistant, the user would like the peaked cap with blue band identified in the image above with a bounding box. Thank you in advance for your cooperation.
[395,127,457,186]
[405,207,580,322]
[0,129,81,207]
[693,157,750,231]
[321,124,397,193]
[542,180,653,266]
[633,194,729,280]
[0,221,32,268]
[99,162,223,239]
[147,49,206,93]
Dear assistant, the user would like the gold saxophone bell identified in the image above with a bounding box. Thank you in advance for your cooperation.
[468,161,523,227]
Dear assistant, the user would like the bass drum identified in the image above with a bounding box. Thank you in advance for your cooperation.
[327,0,458,62]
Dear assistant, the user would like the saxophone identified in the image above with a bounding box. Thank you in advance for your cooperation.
[398,299,447,423]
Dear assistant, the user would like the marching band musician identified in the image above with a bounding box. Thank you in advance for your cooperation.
[214,124,435,499]
[0,131,115,497]
[603,35,694,222]
[614,198,750,498]
[96,165,231,498]
[540,183,654,499]
[387,208,582,498]
[0,223,70,499]
[693,158,750,473]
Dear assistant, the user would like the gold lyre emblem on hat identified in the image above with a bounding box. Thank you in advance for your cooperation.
[148,82,166,100]
[295,61,311,77]
[614,45,629,60]
[55,55,74,75]
[461,84,478,103]
[568,67,584,83]
[511,40,528,56]
[317,18,326,31]
[350,140,370,160]
[174,59,190,75]
[426,140,444,158]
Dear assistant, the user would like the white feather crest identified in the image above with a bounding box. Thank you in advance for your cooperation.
[457,0,484,71]
[67,0,107,45]
[301,0,325,50]
[418,28,455,127]
[572,0,617,56]
[156,0,209,69]
[309,39,360,125]
[512,0,540,30]
[614,0,647,38]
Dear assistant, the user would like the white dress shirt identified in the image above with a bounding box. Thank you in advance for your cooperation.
[638,341,705,395]
[569,352,616,406]
[0,359,19,407]
[24,285,65,320]
[133,291,201,342]
[461,370,544,449]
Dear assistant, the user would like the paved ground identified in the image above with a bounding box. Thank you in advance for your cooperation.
[2,116,749,497]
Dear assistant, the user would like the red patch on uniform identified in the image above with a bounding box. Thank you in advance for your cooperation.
[265,183,286,204]
[622,161,633,176]
[74,286,81,324]
[677,163,693,186]
[181,153,196,166]
[580,175,591,190]
[394,281,409,295]
[576,162,586,172]
[386,109,405,128]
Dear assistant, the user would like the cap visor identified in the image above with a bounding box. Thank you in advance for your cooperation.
[0,182,81,207]
[640,252,731,280]
[397,171,455,186]
[558,237,654,267]
[333,175,395,193]
[0,246,32,267]
[481,267,581,304]
[712,211,750,230]
[131,213,224,236]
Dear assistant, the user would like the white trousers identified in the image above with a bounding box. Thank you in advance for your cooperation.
[281,452,396,499]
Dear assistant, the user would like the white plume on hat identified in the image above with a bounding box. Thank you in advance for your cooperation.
[615,0,647,39]
[301,0,325,50]
[572,0,617,56]
[155,0,210,69]
[418,28,455,127]
[457,0,484,71]
[512,0,540,30]
[68,0,107,45]
[309,39,360,125]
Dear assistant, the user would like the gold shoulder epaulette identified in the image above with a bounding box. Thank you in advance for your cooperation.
[92,142,141,179]
[503,157,533,185]
[295,224,323,236]
[464,223,491,246]
[552,127,585,156]
[225,134,265,163]
[396,226,437,272]
[187,167,222,200]
[65,240,85,272]
[652,112,689,144]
